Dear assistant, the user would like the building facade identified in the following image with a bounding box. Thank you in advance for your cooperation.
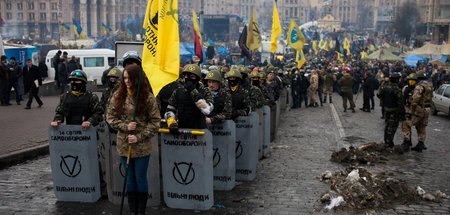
[0,0,146,40]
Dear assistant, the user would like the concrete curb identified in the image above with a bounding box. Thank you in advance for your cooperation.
[0,144,49,170]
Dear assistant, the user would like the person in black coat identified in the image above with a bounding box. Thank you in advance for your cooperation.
[23,59,43,109]
[361,71,375,112]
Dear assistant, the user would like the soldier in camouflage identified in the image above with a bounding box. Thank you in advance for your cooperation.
[226,68,250,119]
[259,72,275,106]
[165,64,214,130]
[323,68,336,103]
[248,71,265,110]
[100,68,121,112]
[204,70,232,124]
[50,70,103,128]
[410,72,433,152]
[401,73,417,152]
[378,73,404,148]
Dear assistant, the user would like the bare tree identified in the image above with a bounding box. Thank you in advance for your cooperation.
[391,1,420,42]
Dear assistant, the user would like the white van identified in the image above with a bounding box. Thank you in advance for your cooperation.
[45,49,115,85]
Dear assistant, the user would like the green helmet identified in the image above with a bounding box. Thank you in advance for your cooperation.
[107,68,122,78]
[259,72,266,80]
[181,64,202,78]
[226,69,242,79]
[238,66,250,74]
[249,71,260,79]
[407,73,417,80]
[204,70,222,82]
[68,69,88,83]
[417,71,426,79]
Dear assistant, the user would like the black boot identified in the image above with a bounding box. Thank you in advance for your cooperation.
[329,96,332,103]
[401,140,411,152]
[323,96,327,103]
[411,141,427,152]
[385,141,394,148]
[137,192,148,215]
[127,192,138,215]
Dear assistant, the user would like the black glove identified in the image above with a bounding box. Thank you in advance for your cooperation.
[184,80,196,92]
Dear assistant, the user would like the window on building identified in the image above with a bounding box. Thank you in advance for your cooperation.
[18,13,23,20]
[40,3,46,10]
[29,2,34,10]
[6,3,11,10]
[285,9,288,16]
[40,13,46,21]
[52,13,58,20]
[295,8,298,16]
[17,3,23,10]
[29,13,35,20]
[6,13,12,20]
[51,3,57,10]
[84,57,105,67]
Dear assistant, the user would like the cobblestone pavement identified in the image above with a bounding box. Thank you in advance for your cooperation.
[0,92,449,215]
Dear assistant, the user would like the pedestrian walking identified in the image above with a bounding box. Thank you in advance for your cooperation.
[23,59,44,109]
[52,50,62,88]
[57,57,69,94]
[7,57,23,105]
[0,55,10,106]
[106,64,160,215]
[378,73,403,148]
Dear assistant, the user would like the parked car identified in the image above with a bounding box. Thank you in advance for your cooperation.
[431,84,450,118]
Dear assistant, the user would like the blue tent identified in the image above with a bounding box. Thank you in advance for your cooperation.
[404,54,427,67]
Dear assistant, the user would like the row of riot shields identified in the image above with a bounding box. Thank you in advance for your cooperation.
[48,88,291,210]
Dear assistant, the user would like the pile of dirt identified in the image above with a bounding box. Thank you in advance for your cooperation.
[319,167,421,210]
[330,142,402,165]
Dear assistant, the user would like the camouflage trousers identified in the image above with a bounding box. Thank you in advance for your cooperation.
[384,110,400,144]
[402,108,430,142]
[308,87,318,105]
[323,85,333,96]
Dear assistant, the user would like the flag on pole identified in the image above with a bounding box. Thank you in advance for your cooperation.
[239,25,251,60]
[61,23,71,35]
[287,19,306,51]
[142,0,180,96]
[296,49,306,69]
[270,1,282,53]
[312,40,318,55]
[246,8,262,51]
[192,9,203,63]
[336,51,344,63]
[102,22,112,34]
[343,37,351,56]
[360,50,368,59]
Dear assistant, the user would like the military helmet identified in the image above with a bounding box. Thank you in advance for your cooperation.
[226,69,242,79]
[107,68,122,78]
[259,72,266,80]
[181,64,202,78]
[416,71,426,79]
[389,72,401,79]
[249,71,260,79]
[122,51,142,67]
[68,69,88,83]
[204,70,222,82]
[407,73,417,80]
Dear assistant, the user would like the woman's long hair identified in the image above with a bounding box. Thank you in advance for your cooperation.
[113,64,152,117]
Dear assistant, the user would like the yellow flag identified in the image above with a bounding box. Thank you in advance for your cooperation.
[312,40,318,55]
[287,19,306,51]
[192,9,202,45]
[328,39,334,50]
[296,49,306,69]
[270,2,282,53]
[246,8,262,51]
[142,0,180,96]
[360,51,368,59]
[320,40,328,51]
[343,37,351,55]
[336,51,343,63]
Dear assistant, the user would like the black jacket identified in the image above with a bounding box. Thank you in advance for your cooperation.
[23,65,42,93]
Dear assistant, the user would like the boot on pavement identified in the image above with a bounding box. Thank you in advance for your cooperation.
[329,96,332,103]
[411,141,427,152]
[137,192,148,215]
[401,140,412,152]
[323,96,327,103]
[127,192,138,215]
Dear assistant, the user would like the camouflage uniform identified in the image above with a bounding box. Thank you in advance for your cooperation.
[410,74,433,152]
[308,71,319,107]
[378,79,403,147]
[323,70,335,103]
[401,73,417,151]
[205,70,232,123]
[260,72,275,105]
[248,71,265,110]
[54,91,104,125]
[226,69,251,119]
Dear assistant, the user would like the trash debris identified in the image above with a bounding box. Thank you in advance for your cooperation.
[331,142,402,165]
[319,167,421,210]
[325,196,345,210]
[415,187,448,202]
[434,190,448,199]
[416,186,426,196]
[320,170,333,181]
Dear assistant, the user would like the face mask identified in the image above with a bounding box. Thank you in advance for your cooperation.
[71,82,84,92]
[108,79,117,88]
[228,80,238,87]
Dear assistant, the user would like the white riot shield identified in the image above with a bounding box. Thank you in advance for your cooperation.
[280,88,287,112]
[255,109,264,160]
[208,120,236,191]
[235,112,259,181]
[49,125,100,202]
[161,129,213,210]
[262,105,271,156]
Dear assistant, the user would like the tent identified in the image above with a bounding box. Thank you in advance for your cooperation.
[404,54,427,67]
[429,59,447,67]
[366,49,402,61]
